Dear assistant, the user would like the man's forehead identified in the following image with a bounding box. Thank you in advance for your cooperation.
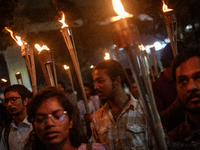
[176,56,200,77]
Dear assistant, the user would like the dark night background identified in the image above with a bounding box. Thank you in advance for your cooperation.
[0,0,200,96]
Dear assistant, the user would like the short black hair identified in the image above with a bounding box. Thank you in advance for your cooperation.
[4,84,32,101]
[95,60,127,87]
[172,48,200,81]
[160,42,186,68]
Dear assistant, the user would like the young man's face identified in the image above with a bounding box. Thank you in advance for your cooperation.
[93,69,114,103]
[176,56,200,114]
[129,83,140,99]
[5,91,28,116]
[84,86,91,98]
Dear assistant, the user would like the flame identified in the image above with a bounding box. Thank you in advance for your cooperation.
[90,65,94,69]
[16,72,21,75]
[162,0,173,12]
[104,53,110,60]
[35,44,50,52]
[1,78,7,82]
[138,44,146,51]
[111,0,133,22]
[59,12,68,28]
[64,65,69,70]
[5,27,24,46]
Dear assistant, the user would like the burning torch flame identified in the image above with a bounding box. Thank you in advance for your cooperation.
[1,78,7,83]
[5,27,24,46]
[138,45,146,51]
[111,0,133,22]
[59,12,69,28]
[35,44,50,52]
[90,65,94,69]
[104,53,110,60]
[162,0,173,12]
[64,65,69,70]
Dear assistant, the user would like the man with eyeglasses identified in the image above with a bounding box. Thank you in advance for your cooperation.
[0,84,33,150]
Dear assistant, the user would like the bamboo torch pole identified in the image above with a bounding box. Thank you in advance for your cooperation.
[15,72,23,85]
[109,0,167,149]
[162,0,178,57]
[59,12,90,113]
[35,44,55,87]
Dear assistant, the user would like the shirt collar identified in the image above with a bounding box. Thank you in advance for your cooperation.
[102,94,136,113]
[183,115,200,141]
[10,116,31,129]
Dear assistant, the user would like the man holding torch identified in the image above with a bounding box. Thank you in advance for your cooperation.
[92,60,157,150]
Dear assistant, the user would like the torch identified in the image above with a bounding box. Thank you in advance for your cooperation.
[15,72,23,85]
[5,27,37,95]
[63,65,76,95]
[149,45,159,79]
[104,52,111,60]
[1,78,10,91]
[162,0,177,57]
[35,44,55,87]
[109,0,167,149]
[90,65,94,74]
[139,45,156,82]
[59,12,90,113]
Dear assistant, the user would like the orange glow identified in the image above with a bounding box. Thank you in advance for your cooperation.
[162,0,173,12]
[64,65,69,70]
[5,27,25,46]
[138,44,146,51]
[59,12,68,28]
[1,78,7,82]
[111,0,133,22]
[104,53,110,60]
[35,44,50,52]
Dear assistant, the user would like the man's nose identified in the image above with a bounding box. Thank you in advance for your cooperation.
[6,101,12,107]
[94,82,99,90]
[187,79,199,93]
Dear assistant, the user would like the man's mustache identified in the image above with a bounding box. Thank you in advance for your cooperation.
[186,92,200,102]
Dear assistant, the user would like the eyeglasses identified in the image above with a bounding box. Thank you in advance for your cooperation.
[34,110,67,124]
[4,97,21,104]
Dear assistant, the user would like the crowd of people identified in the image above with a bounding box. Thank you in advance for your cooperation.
[1,44,200,149]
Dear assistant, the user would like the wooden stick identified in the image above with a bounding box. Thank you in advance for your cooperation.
[61,27,90,113]
[46,63,55,87]
[29,47,37,95]
[51,51,58,87]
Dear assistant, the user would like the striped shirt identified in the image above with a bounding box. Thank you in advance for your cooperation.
[92,95,156,150]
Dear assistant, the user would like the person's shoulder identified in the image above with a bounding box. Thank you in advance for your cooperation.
[165,122,187,141]
[78,143,110,150]
[92,107,104,119]
[77,100,84,106]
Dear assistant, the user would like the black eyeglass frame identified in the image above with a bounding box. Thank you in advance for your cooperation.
[4,97,22,104]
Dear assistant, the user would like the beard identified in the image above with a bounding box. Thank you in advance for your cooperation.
[183,105,200,115]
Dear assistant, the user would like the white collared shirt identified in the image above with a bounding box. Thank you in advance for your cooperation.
[0,117,33,150]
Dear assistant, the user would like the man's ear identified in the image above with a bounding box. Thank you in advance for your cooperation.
[114,76,121,86]
[23,97,29,106]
